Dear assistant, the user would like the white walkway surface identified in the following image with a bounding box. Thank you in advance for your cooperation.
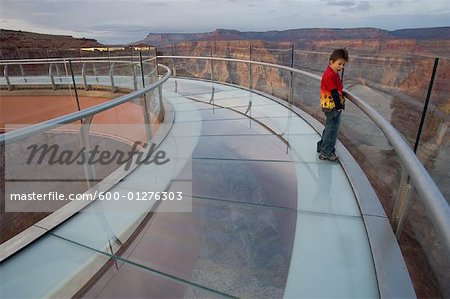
[0,77,379,298]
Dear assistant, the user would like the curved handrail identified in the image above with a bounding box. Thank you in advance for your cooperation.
[0,56,152,64]
[0,59,145,66]
[344,90,450,257]
[1,59,157,91]
[157,55,450,258]
[0,64,171,144]
[157,55,322,81]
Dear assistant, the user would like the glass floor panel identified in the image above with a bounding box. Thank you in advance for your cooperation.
[0,234,110,299]
[253,116,318,136]
[192,135,292,161]
[174,106,249,123]
[0,78,380,299]
[294,162,361,217]
[284,212,378,298]
[188,118,273,136]
[174,158,297,209]
[80,252,229,299]
[0,232,230,299]
[109,197,297,299]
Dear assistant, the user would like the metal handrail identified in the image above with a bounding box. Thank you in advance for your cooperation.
[0,64,171,144]
[0,56,153,64]
[158,55,321,81]
[2,58,156,91]
[157,55,450,258]
[344,90,450,257]
[0,59,144,66]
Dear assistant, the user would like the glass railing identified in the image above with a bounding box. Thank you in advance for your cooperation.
[156,49,449,297]
[0,54,170,248]
[1,46,448,297]
[291,49,450,297]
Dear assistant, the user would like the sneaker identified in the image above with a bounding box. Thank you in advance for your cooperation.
[316,140,322,153]
[319,152,339,161]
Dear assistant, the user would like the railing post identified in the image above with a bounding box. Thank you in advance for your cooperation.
[132,62,138,91]
[48,63,56,90]
[93,63,99,83]
[288,71,294,104]
[158,83,165,123]
[139,51,152,141]
[392,165,413,239]
[210,59,214,82]
[290,44,295,68]
[79,115,96,189]
[56,62,62,82]
[109,61,116,93]
[244,100,252,116]
[414,58,439,153]
[81,62,89,91]
[171,45,177,77]
[4,64,12,91]
[209,86,215,104]
[248,45,253,89]
[68,60,81,111]
[289,44,295,103]
[19,64,27,83]
[248,62,253,89]
[210,47,214,82]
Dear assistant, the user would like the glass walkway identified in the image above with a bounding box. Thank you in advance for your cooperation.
[1,57,434,298]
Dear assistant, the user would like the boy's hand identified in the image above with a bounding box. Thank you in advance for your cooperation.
[330,89,343,110]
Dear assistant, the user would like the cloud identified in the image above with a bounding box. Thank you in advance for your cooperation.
[351,1,371,11]
[0,0,448,44]
[31,12,57,17]
[327,1,357,7]
[139,1,170,7]
[327,0,371,11]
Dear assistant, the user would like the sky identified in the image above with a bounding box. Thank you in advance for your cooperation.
[0,0,449,44]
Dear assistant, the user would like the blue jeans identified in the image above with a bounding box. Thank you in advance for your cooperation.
[319,109,341,156]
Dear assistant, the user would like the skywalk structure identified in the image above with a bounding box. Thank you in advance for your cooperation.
[0,51,449,298]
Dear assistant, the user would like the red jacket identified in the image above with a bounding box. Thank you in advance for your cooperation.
[320,66,345,110]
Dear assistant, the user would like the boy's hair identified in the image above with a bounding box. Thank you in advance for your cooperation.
[329,48,349,62]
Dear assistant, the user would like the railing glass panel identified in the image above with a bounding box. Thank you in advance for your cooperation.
[0,57,170,245]
[156,51,448,297]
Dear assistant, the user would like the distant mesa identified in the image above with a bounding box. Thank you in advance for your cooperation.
[1,26,450,53]
[0,28,104,49]
[138,27,450,46]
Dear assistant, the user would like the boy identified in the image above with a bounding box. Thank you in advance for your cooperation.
[317,48,348,161]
